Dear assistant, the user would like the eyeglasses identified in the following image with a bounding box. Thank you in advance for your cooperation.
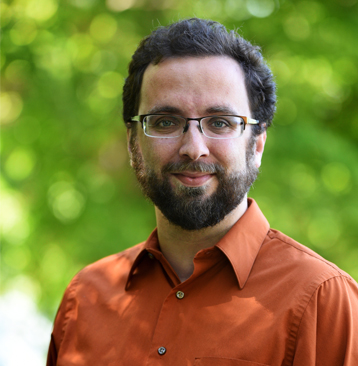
[129,114,260,139]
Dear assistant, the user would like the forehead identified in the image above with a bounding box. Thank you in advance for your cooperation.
[138,56,251,116]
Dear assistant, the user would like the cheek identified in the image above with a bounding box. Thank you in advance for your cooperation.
[214,142,247,170]
[140,138,178,168]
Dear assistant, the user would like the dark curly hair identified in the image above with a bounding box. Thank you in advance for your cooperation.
[122,18,276,136]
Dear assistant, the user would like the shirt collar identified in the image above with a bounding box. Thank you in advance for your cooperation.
[215,198,270,289]
[126,198,269,290]
[125,229,161,290]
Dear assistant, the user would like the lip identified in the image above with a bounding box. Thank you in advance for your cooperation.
[171,171,214,187]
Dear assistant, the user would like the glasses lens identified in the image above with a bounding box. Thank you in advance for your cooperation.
[202,116,244,139]
[144,115,185,137]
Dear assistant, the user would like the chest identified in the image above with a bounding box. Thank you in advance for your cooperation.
[57,261,300,366]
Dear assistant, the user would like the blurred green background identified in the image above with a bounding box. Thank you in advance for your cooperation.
[1,0,358,327]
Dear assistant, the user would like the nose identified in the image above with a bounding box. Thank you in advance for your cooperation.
[178,121,210,161]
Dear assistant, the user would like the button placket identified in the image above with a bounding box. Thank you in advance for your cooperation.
[149,286,188,362]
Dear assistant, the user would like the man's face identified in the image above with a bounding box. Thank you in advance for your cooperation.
[128,56,266,230]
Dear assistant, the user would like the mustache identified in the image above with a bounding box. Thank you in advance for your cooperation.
[162,161,225,174]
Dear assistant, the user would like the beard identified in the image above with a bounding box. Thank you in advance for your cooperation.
[130,136,259,231]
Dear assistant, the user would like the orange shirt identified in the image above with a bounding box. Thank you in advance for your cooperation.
[47,199,358,366]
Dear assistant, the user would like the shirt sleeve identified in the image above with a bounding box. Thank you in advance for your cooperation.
[293,275,358,366]
[46,334,58,366]
[46,275,79,366]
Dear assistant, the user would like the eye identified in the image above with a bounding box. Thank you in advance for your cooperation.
[158,118,175,127]
[212,119,228,128]
[207,117,231,129]
[145,115,183,136]
[144,115,184,137]
[148,116,179,127]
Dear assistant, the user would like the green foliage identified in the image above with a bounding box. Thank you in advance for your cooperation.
[1,0,358,318]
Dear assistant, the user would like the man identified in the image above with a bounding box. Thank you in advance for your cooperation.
[47,18,358,365]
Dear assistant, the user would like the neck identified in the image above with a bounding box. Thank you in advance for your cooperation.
[155,196,248,282]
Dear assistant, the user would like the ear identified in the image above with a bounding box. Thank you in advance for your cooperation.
[127,127,134,167]
[254,131,266,168]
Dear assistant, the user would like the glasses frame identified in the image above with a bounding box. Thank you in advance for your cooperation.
[129,114,260,139]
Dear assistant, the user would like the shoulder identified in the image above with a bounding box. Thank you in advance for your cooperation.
[82,242,145,274]
[62,242,145,300]
[258,228,357,308]
[264,228,354,281]
[79,242,145,284]
[261,230,358,364]
[53,243,145,327]
[50,243,146,353]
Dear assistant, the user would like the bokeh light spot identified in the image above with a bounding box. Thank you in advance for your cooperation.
[3,246,31,271]
[106,0,137,11]
[0,182,27,238]
[67,33,96,71]
[284,15,310,41]
[68,33,94,59]
[0,183,30,245]
[40,244,67,283]
[321,162,351,193]
[97,71,123,98]
[5,59,31,85]
[303,58,332,89]
[26,0,58,22]
[3,219,31,245]
[246,0,275,18]
[0,92,23,125]
[48,181,86,223]
[0,2,13,27]
[224,0,251,20]
[289,163,317,197]
[86,89,117,114]
[90,14,117,43]
[307,211,341,248]
[34,40,73,79]
[5,148,36,181]
[10,19,38,46]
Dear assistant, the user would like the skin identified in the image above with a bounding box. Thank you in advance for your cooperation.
[127,56,266,282]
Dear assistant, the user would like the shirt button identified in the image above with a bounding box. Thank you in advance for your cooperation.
[176,291,185,299]
[158,347,166,355]
[148,253,154,259]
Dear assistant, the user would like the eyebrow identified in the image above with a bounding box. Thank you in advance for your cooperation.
[147,105,182,115]
[206,105,238,115]
[146,105,238,116]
